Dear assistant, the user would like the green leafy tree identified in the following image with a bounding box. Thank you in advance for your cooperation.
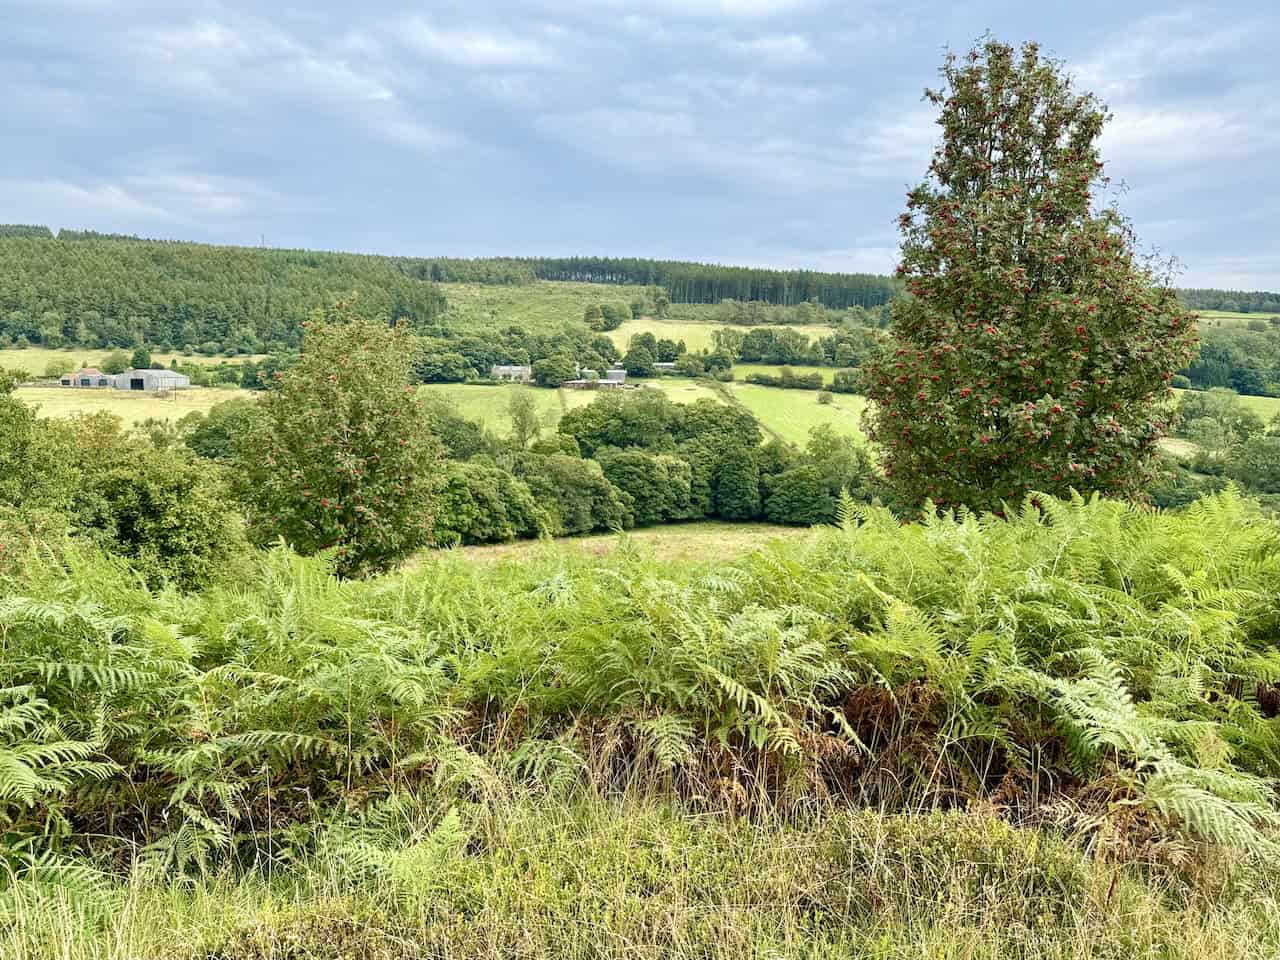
[1226,435,1280,494]
[180,397,260,461]
[532,353,578,387]
[622,345,656,378]
[862,39,1200,511]
[508,387,542,448]
[559,389,681,456]
[232,304,445,577]
[413,350,475,383]
[1176,388,1264,444]
[130,345,152,369]
[598,449,693,525]
[763,465,832,525]
[100,349,130,375]
[433,462,547,545]
[713,444,761,520]
[514,452,631,535]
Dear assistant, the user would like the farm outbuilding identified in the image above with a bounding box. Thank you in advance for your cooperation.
[113,369,192,392]
[491,364,532,382]
[59,368,114,388]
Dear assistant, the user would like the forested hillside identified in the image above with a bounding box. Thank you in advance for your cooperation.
[522,256,902,307]
[1,228,1276,358]
[1180,287,1280,313]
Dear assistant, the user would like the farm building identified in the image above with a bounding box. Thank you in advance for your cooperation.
[59,367,114,388]
[562,377,630,390]
[605,369,627,383]
[653,362,677,372]
[491,364,532,382]
[114,369,192,392]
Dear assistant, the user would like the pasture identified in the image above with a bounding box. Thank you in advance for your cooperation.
[729,382,867,445]
[449,520,814,565]
[14,385,252,425]
[421,378,867,447]
[0,346,262,375]
[418,382,576,432]
[439,280,649,334]
[1194,310,1280,327]
[609,318,834,353]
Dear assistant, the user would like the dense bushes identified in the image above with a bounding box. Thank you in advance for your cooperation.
[0,381,245,588]
[2,490,1279,885]
[433,462,547,545]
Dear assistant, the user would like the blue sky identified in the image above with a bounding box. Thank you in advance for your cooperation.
[2,0,1276,289]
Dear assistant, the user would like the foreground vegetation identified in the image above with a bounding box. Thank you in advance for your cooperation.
[9,797,1279,959]
[4,491,1280,955]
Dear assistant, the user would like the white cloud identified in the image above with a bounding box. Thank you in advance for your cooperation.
[129,16,459,155]
[400,18,559,69]
[578,0,815,16]
[1073,12,1260,101]
[536,107,857,192]
[722,33,818,67]
[847,106,937,179]
[770,243,900,274]
[0,172,287,230]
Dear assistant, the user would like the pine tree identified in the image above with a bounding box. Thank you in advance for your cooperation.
[862,39,1200,511]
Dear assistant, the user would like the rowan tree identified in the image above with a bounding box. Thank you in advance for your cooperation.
[862,39,1199,511]
[233,302,444,577]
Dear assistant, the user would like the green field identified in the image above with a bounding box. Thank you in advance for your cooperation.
[439,280,649,334]
[609,317,834,353]
[419,382,567,432]
[14,385,252,425]
[0,346,262,376]
[728,382,867,445]
[447,520,814,565]
[421,378,867,447]
[1194,309,1280,327]
[1173,388,1280,423]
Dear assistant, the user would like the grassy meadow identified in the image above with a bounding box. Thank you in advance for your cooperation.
[1195,309,1280,327]
[0,346,263,376]
[609,317,834,353]
[448,520,814,565]
[13,385,252,425]
[439,280,650,334]
[729,382,867,445]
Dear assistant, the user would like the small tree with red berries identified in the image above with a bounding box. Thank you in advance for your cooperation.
[862,39,1199,512]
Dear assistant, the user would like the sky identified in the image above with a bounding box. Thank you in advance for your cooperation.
[2,0,1276,290]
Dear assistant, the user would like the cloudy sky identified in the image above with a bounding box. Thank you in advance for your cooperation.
[2,0,1276,289]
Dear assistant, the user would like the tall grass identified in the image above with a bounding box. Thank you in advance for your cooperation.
[5,793,1279,959]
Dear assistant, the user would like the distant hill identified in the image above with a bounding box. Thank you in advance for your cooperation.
[0,226,1274,353]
